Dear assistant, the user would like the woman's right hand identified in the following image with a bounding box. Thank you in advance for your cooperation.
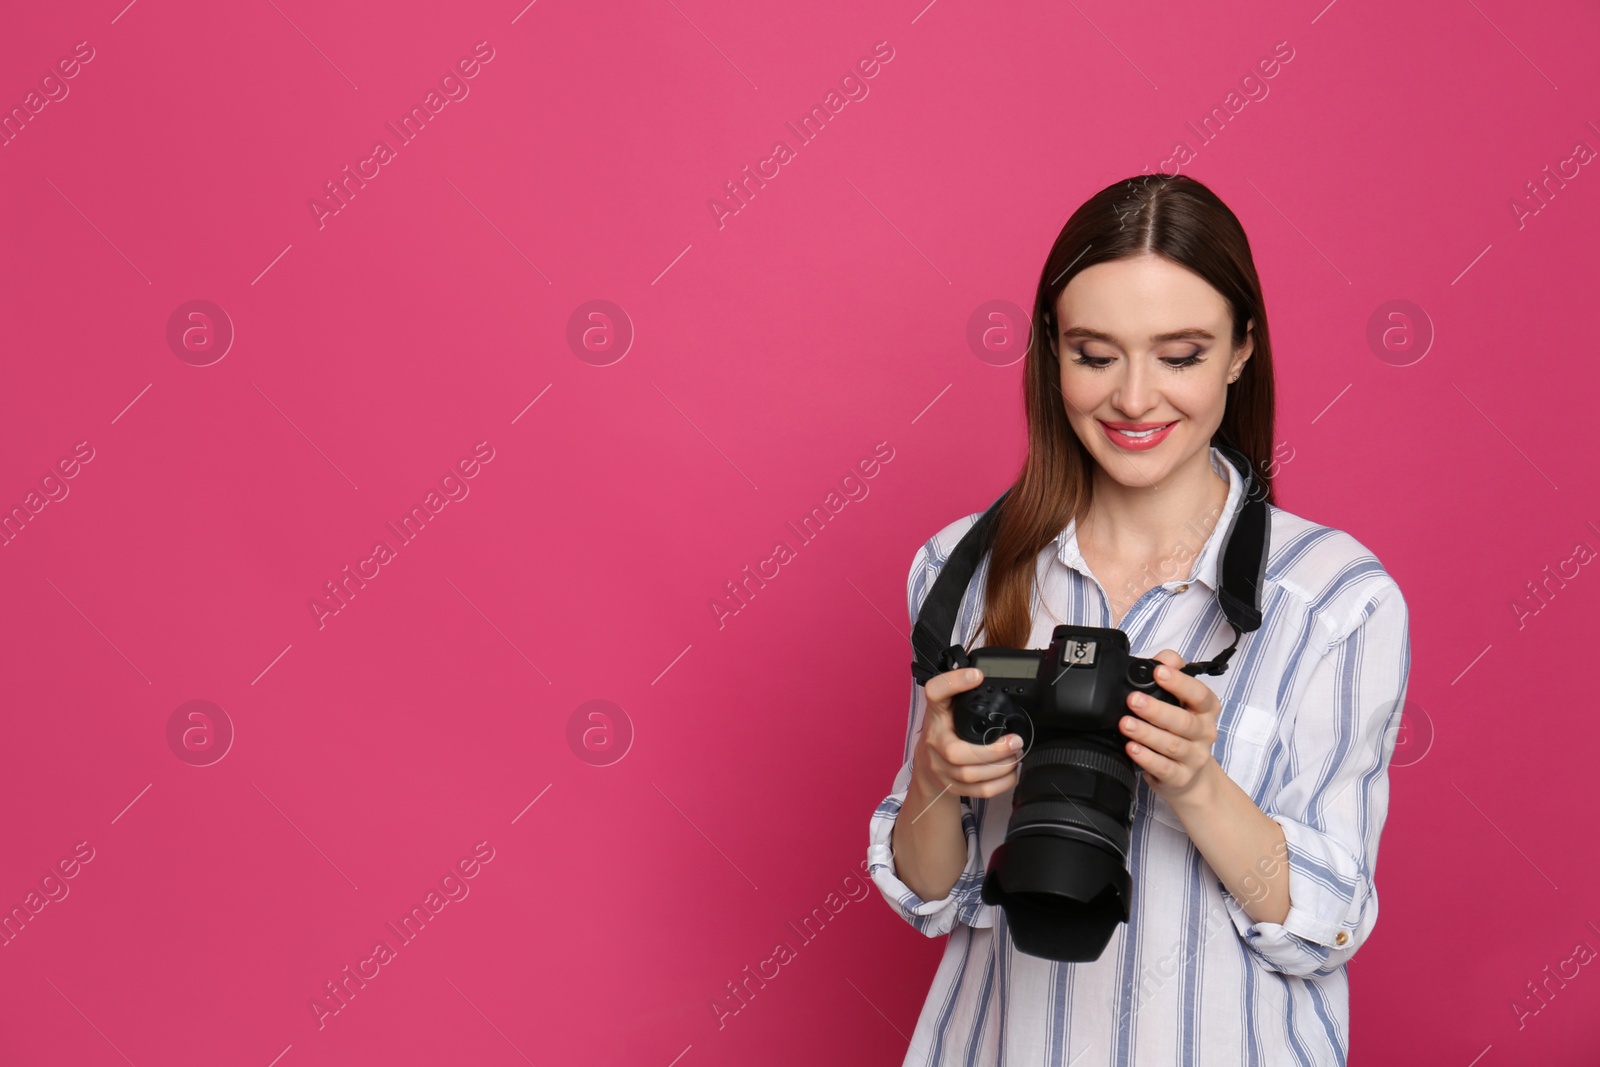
[911,667,1024,801]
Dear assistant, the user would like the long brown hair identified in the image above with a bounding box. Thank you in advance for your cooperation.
[977,173,1277,649]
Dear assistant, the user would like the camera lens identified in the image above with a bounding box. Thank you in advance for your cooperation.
[980,736,1138,961]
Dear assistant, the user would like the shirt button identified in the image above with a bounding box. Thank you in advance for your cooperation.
[1173,583,1189,593]
[1335,931,1349,946]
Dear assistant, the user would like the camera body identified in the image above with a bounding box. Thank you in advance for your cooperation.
[950,624,1183,751]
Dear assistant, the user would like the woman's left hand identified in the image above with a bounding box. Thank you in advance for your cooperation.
[1118,649,1222,804]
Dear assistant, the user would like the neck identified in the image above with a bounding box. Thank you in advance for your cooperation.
[1078,446,1231,564]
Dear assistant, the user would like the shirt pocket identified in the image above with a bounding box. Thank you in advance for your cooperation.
[1147,698,1280,830]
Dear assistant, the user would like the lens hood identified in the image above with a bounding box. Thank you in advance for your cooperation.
[981,837,1132,962]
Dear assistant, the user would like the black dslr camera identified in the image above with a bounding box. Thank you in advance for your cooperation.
[944,626,1183,963]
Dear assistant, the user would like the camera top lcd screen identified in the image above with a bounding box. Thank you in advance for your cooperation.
[974,656,1037,679]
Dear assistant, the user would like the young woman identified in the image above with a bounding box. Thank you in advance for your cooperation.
[867,174,1411,1065]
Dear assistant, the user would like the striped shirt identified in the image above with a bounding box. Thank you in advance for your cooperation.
[867,445,1412,1066]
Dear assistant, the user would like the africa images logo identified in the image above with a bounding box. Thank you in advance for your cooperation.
[307,42,497,230]
[707,41,896,229]
[308,442,496,629]
[709,441,895,629]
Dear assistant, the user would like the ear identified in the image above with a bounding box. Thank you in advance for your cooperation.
[1234,317,1255,372]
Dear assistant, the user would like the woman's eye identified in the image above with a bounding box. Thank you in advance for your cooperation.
[1068,347,1206,370]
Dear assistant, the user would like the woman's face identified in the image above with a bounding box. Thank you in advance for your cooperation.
[1054,253,1252,490]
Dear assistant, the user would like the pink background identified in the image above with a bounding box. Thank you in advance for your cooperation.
[2,0,1598,1063]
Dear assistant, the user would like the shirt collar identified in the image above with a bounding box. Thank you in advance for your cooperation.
[1053,445,1245,593]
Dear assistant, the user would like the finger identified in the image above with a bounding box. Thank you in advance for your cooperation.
[1126,737,1179,780]
[942,733,1024,771]
[1150,661,1213,711]
[1145,646,1203,713]
[923,667,984,706]
[1121,713,1186,758]
[959,769,1020,799]
[1125,692,1200,740]
[939,748,1022,783]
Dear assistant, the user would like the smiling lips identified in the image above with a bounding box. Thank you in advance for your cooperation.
[1099,419,1177,450]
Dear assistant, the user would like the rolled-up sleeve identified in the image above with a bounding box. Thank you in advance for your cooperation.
[868,756,993,936]
[1221,578,1411,977]
[866,535,994,936]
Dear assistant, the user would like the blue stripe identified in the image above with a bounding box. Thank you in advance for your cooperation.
[1305,975,1346,1066]
[1241,942,1262,1067]
[1282,982,1317,1067]
[963,930,998,1065]
[1047,955,1075,1066]
[928,922,980,1066]
[1179,845,1203,1067]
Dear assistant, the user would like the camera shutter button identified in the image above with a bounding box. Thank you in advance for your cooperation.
[1127,662,1154,687]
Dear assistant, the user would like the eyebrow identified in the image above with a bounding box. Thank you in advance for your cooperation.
[1060,326,1216,344]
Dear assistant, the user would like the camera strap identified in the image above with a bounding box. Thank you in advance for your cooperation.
[909,443,1269,687]
[910,488,1011,686]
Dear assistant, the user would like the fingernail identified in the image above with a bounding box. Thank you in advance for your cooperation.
[1008,736,1022,751]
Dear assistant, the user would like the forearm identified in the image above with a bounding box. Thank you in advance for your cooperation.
[890,773,968,903]
[1167,761,1291,925]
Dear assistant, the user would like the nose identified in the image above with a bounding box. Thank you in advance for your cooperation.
[1113,354,1159,418]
